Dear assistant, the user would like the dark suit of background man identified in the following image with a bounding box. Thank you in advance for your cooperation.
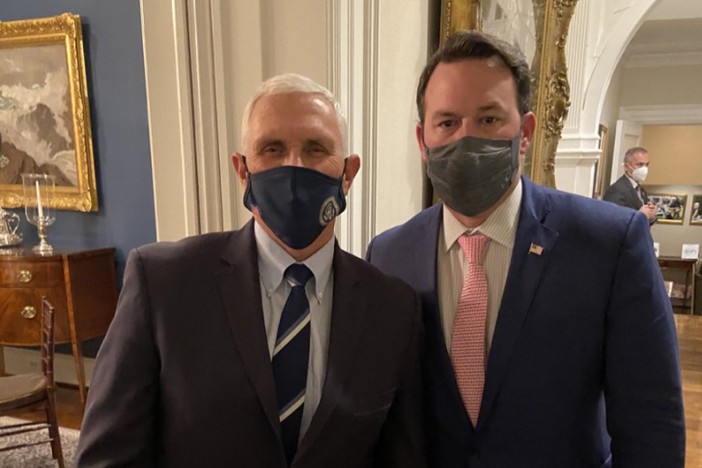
[603,146,657,224]
[77,74,426,468]
[366,31,685,468]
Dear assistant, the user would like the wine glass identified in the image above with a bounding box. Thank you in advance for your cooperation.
[21,173,56,255]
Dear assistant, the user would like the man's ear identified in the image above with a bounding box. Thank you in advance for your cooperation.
[342,155,361,195]
[416,123,427,162]
[231,152,248,186]
[519,112,536,155]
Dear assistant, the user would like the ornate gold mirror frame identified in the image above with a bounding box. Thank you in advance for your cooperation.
[439,0,579,188]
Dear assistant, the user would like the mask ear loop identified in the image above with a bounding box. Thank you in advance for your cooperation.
[340,157,348,181]
[241,155,251,176]
[241,155,256,210]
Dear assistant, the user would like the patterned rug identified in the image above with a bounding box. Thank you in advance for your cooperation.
[0,417,78,468]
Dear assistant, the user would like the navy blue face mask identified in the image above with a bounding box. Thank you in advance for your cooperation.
[242,157,347,250]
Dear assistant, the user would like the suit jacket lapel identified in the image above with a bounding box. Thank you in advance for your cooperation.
[215,220,281,439]
[624,177,643,208]
[640,185,649,204]
[296,244,366,461]
[477,179,559,429]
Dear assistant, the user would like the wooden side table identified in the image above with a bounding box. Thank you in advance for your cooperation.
[0,247,118,404]
[657,256,697,314]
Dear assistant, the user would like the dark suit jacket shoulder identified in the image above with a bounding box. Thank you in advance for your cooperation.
[77,223,425,468]
[603,175,643,210]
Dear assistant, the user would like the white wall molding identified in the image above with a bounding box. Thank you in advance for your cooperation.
[555,147,601,197]
[620,104,702,124]
[187,1,224,234]
[580,0,661,137]
[329,0,379,257]
[564,0,588,132]
[558,132,601,150]
[625,51,702,69]
[140,0,199,241]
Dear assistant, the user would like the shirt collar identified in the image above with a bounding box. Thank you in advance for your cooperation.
[442,179,522,251]
[625,173,639,188]
[254,222,334,302]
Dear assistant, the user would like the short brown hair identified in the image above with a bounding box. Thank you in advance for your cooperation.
[416,30,531,123]
[623,147,648,164]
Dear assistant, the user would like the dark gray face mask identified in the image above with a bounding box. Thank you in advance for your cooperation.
[425,133,521,217]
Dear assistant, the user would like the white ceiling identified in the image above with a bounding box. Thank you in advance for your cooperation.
[647,0,702,21]
[626,0,702,58]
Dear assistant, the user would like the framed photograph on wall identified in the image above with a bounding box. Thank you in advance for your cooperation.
[0,13,97,211]
[648,193,687,225]
[690,194,702,226]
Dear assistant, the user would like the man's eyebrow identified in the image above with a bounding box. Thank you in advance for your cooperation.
[253,138,284,149]
[477,103,504,112]
[303,137,335,147]
[430,111,459,120]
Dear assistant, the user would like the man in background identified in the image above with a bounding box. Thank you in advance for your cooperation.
[367,31,684,467]
[77,74,425,468]
[603,146,657,223]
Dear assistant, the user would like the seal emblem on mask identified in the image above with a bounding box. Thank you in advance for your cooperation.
[319,196,340,226]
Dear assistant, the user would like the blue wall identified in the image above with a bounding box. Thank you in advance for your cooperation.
[2,2,156,355]
[2,1,156,280]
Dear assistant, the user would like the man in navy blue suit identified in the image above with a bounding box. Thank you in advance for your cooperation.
[367,31,685,467]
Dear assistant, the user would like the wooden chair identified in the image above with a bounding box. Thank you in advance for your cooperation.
[0,297,65,467]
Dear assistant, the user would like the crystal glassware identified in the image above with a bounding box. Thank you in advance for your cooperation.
[21,173,56,255]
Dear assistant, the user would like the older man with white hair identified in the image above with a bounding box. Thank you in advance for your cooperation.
[76,74,426,468]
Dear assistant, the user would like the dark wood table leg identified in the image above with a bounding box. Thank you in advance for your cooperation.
[71,338,88,405]
[0,345,5,376]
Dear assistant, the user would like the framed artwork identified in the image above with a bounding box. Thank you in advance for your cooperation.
[648,193,687,225]
[0,13,97,211]
[690,194,702,226]
[592,124,608,198]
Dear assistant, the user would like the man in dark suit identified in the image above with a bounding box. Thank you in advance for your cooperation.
[76,74,426,468]
[367,31,684,467]
[603,146,657,223]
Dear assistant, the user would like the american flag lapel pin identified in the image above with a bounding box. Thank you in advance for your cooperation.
[529,243,543,256]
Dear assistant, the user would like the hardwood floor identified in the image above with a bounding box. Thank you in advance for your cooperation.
[8,314,702,465]
[676,314,702,468]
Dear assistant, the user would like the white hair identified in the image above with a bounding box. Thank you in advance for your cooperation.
[240,73,348,155]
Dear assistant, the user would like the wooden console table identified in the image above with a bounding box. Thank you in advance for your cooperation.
[658,256,697,314]
[0,247,118,404]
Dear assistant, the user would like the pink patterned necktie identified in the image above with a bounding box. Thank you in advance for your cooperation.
[450,233,490,427]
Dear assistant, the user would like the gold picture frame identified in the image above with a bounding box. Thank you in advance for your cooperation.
[592,124,608,198]
[690,194,702,226]
[439,0,579,188]
[649,193,687,225]
[0,13,97,211]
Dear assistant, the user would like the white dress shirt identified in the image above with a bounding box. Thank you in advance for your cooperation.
[437,180,522,354]
[254,222,334,440]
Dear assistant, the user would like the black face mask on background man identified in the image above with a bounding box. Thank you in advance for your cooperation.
[243,157,347,250]
[424,133,521,217]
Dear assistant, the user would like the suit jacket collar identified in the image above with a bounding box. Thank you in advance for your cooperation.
[216,221,367,466]
[617,175,645,208]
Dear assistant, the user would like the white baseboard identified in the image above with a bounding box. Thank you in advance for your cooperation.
[3,347,94,387]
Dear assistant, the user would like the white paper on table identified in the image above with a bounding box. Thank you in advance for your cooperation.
[681,244,699,260]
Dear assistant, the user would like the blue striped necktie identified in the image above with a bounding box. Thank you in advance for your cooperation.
[272,263,313,465]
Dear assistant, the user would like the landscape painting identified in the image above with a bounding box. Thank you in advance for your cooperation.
[0,14,97,211]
